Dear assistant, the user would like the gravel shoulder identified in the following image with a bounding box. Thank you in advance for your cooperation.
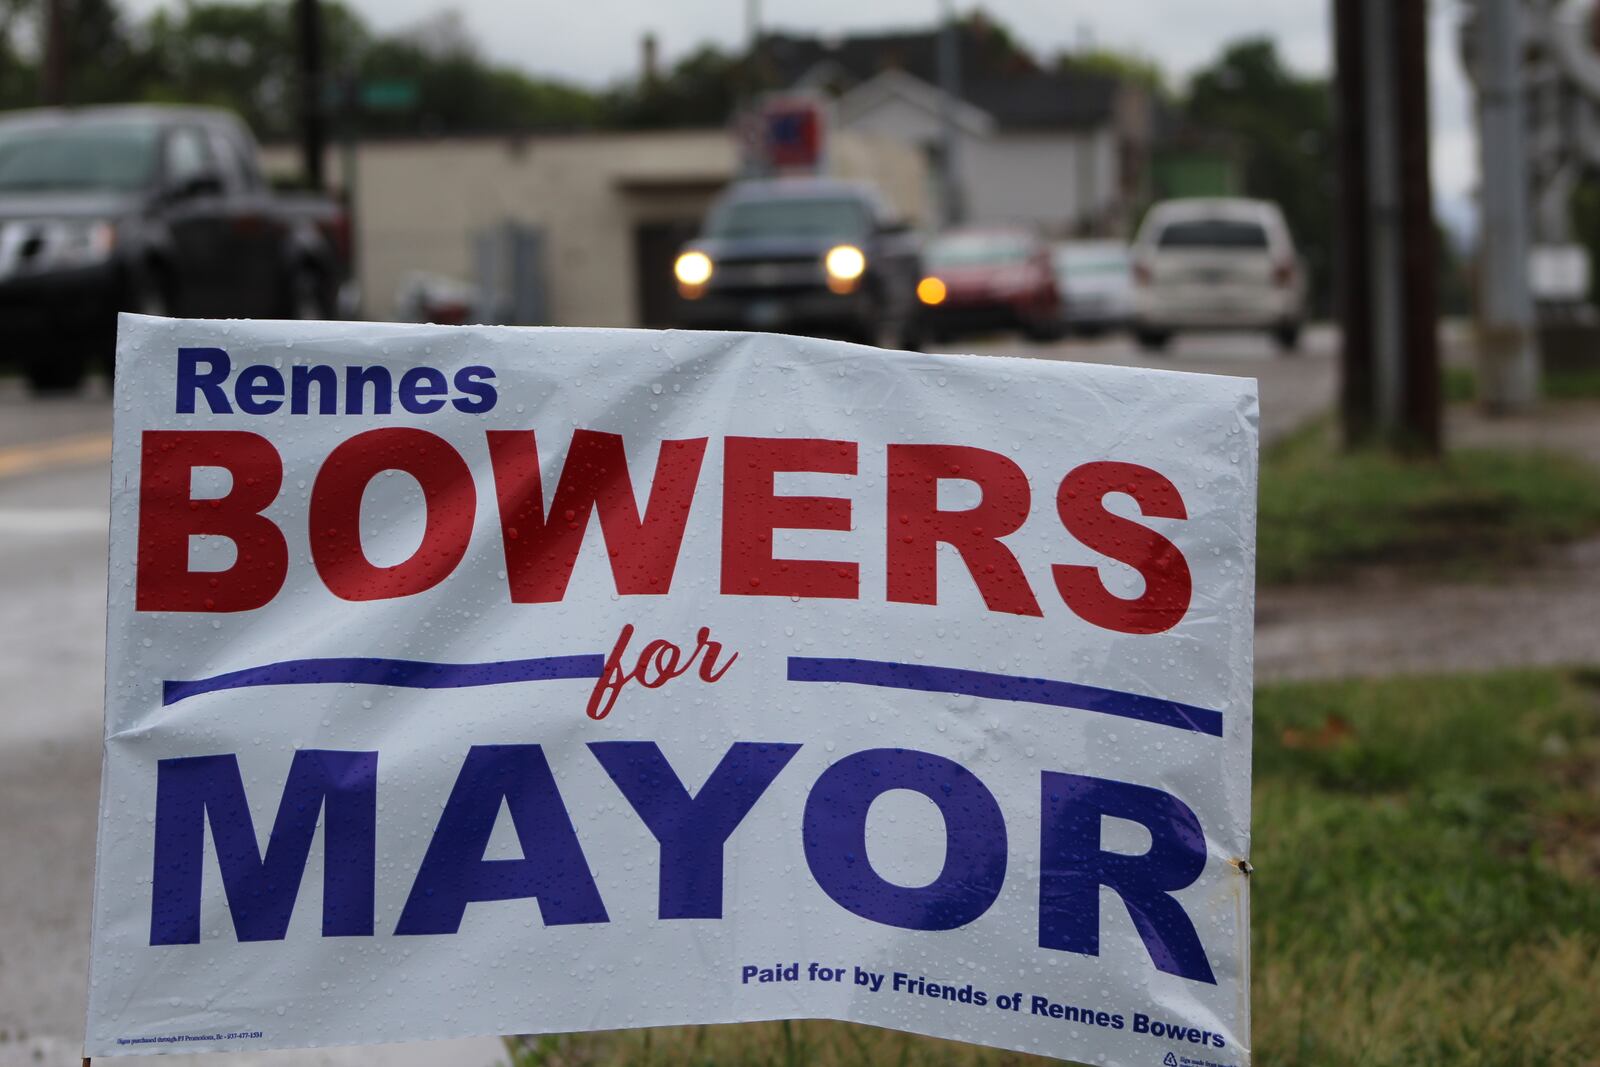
[1256,400,1600,683]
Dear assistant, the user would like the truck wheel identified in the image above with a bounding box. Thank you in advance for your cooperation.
[131,268,173,318]
[881,296,924,351]
[1273,323,1303,353]
[1135,329,1173,352]
[897,319,925,352]
[288,265,331,320]
[104,266,175,382]
[26,349,89,394]
[1023,318,1066,343]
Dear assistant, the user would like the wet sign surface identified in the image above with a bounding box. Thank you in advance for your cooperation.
[87,315,1258,1063]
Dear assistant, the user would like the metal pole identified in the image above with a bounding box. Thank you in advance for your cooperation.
[296,0,327,191]
[937,0,965,225]
[1476,0,1540,412]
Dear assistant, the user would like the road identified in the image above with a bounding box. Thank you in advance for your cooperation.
[0,329,1333,1065]
[966,324,1337,444]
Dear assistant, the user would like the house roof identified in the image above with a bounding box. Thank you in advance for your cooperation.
[961,74,1120,130]
[835,68,997,137]
[759,26,1119,131]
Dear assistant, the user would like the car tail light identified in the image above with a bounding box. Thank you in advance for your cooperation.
[1273,259,1296,287]
[1132,260,1153,286]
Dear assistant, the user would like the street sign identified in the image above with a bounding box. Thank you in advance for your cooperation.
[86,316,1258,1064]
[764,97,823,170]
[358,79,419,111]
[738,94,828,175]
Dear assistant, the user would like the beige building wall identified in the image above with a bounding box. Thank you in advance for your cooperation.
[263,129,930,327]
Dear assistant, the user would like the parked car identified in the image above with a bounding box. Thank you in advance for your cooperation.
[0,105,353,392]
[671,178,923,348]
[1051,240,1133,336]
[1129,197,1306,352]
[916,228,1061,342]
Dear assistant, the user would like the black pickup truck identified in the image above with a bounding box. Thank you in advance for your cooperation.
[0,105,352,392]
[671,178,924,349]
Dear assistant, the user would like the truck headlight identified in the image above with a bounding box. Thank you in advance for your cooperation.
[46,219,117,269]
[825,244,866,281]
[674,251,713,287]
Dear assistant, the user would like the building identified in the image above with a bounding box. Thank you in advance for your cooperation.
[757,23,1153,236]
[263,128,929,327]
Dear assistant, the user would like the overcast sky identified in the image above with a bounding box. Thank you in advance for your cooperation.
[126,0,1480,230]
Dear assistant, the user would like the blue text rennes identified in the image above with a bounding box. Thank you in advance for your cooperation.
[148,742,1217,984]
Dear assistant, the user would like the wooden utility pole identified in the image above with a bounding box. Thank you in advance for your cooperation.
[41,0,68,105]
[1332,0,1441,454]
[936,0,966,226]
[296,0,327,191]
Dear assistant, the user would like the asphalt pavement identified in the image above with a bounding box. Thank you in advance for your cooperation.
[964,323,1337,444]
[0,328,1334,1065]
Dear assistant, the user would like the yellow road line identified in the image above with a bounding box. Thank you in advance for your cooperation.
[0,432,115,481]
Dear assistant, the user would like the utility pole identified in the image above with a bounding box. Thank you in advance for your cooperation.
[1395,0,1441,447]
[1332,0,1441,454]
[1475,0,1540,412]
[745,0,763,100]
[40,0,68,105]
[296,0,327,191]
[937,0,965,226]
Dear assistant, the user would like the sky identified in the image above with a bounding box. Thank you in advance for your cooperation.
[124,0,1481,234]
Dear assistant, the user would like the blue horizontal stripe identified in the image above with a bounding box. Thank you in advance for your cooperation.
[163,654,606,707]
[787,656,1223,737]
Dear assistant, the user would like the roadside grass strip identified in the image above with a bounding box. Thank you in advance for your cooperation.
[1258,421,1600,584]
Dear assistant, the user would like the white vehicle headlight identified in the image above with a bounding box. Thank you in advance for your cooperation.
[824,244,866,281]
[44,219,116,269]
[674,250,713,287]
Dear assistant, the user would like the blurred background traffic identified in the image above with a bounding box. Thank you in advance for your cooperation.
[4,2,1600,1066]
[0,0,1433,389]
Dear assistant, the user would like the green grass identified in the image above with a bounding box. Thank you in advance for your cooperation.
[1545,367,1600,401]
[1257,421,1600,584]
[501,670,1600,1067]
[1443,364,1600,401]
[1252,669,1600,1065]
[1443,364,1478,403]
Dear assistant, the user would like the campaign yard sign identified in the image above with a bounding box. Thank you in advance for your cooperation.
[86,315,1258,1064]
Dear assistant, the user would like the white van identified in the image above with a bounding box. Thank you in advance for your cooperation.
[1130,198,1306,352]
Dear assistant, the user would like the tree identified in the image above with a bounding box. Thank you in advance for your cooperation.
[0,0,602,138]
[138,0,369,139]
[0,0,147,108]
[356,25,603,136]
[0,0,34,108]
[1057,47,1167,98]
[604,44,743,129]
[1186,38,1335,314]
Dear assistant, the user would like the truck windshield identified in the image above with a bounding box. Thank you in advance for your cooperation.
[0,124,159,193]
[710,198,869,239]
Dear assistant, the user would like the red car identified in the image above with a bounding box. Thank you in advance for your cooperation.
[916,228,1062,342]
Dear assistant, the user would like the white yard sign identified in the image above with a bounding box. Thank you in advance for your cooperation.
[86,316,1258,1065]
